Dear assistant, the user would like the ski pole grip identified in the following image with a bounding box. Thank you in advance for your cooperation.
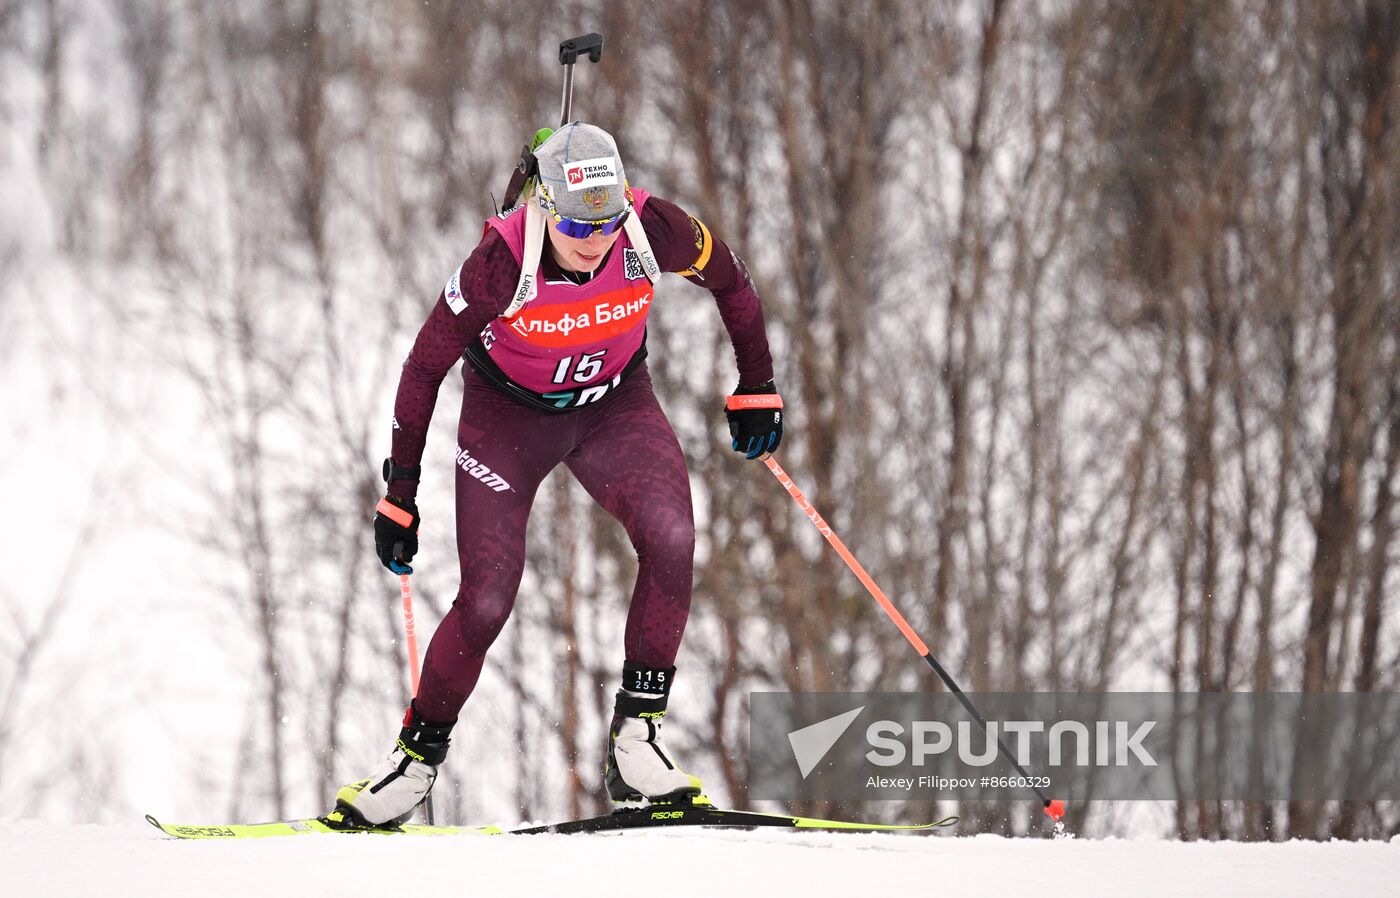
[559,33,604,65]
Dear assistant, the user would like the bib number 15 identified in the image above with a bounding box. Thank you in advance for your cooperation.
[552,350,607,385]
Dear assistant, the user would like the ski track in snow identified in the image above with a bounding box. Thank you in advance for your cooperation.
[2,822,1398,898]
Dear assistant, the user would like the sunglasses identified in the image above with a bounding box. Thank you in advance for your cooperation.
[552,208,631,239]
[538,183,632,239]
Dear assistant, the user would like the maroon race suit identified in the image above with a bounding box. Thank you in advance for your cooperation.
[386,192,774,723]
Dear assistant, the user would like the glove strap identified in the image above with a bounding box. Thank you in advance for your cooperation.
[376,497,416,528]
[726,393,783,411]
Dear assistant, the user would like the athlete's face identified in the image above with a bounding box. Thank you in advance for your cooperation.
[546,224,622,274]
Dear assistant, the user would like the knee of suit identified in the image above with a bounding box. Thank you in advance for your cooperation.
[450,587,517,654]
[633,515,696,564]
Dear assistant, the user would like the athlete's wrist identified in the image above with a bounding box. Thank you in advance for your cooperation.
[732,378,777,396]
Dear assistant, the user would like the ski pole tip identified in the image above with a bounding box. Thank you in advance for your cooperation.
[1043,799,1066,821]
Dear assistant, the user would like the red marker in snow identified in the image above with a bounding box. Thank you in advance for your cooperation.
[1044,799,1066,821]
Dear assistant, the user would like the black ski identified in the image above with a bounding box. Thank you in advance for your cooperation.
[511,804,958,835]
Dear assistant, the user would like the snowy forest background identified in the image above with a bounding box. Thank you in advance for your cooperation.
[2,0,1397,841]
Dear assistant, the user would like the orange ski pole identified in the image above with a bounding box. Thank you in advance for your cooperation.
[398,573,434,824]
[399,573,423,697]
[760,453,1065,822]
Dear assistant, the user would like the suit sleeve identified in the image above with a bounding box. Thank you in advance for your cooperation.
[640,196,776,387]
[387,230,515,497]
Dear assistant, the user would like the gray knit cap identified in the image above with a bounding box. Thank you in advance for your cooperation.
[534,122,629,220]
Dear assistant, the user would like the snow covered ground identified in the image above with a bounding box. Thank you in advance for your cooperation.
[2,821,1396,898]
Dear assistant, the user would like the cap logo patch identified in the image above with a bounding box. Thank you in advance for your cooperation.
[563,156,619,191]
[582,187,611,212]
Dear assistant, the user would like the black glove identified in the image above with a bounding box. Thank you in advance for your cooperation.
[374,494,420,574]
[725,380,784,460]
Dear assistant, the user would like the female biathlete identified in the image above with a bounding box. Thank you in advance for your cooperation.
[336,122,784,826]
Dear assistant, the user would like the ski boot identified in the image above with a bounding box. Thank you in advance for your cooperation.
[332,704,453,827]
[604,662,704,809]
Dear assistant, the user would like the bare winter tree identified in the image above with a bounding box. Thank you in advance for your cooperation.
[11,0,1398,839]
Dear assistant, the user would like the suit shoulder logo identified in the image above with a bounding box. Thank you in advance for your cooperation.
[444,263,467,314]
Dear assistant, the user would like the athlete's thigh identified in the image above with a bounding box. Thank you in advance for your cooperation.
[453,372,577,577]
[564,369,692,534]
